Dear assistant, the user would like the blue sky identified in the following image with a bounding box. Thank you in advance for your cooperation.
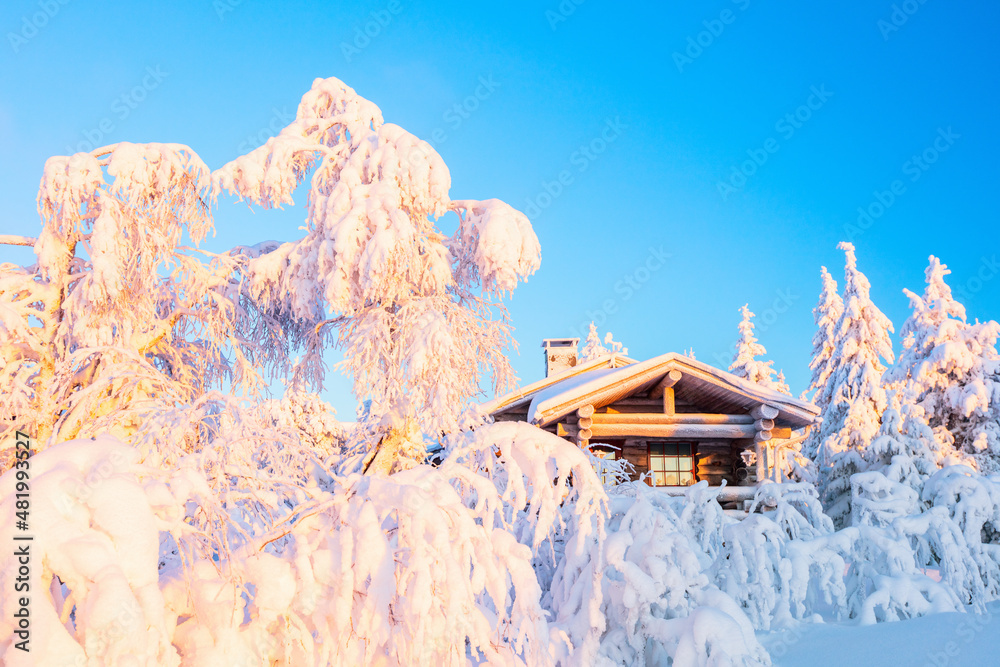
[2,0,997,416]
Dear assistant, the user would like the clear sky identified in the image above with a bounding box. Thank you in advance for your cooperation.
[2,0,998,417]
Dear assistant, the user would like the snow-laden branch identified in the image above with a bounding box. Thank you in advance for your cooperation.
[0,234,36,247]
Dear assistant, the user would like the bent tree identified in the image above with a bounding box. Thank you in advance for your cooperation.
[0,77,541,473]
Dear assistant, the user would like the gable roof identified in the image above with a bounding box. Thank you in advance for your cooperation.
[484,352,638,416]
[492,352,819,430]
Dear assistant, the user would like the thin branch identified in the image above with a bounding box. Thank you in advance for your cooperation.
[0,235,37,247]
[91,143,121,163]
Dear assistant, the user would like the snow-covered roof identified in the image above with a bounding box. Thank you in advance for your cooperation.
[493,352,820,429]
[484,353,638,415]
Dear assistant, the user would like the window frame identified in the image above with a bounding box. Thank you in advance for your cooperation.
[647,441,696,487]
[589,444,620,486]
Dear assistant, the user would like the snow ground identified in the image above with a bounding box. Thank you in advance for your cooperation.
[760,602,1000,667]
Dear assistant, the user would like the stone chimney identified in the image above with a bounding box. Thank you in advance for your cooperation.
[541,338,579,377]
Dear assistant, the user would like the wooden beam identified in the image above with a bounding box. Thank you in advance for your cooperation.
[694,444,734,453]
[663,387,675,416]
[589,423,757,439]
[755,442,766,482]
[771,427,792,439]
[576,410,592,448]
[655,485,758,502]
[577,416,593,429]
[556,423,578,438]
[649,370,683,398]
[750,404,780,420]
[751,406,783,483]
[591,413,755,425]
[493,412,529,422]
[603,398,665,408]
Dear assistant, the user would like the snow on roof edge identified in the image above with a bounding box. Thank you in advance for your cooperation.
[527,352,819,426]
[482,352,637,414]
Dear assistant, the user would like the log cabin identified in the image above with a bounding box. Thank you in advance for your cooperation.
[486,339,820,502]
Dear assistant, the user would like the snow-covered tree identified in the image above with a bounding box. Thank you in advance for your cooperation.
[728,303,786,393]
[0,144,270,464]
[0,420,613,666]
[802,267,845,458]
[0,77,541,477]
[808,266,845,406]
[579,322,627,362]
[597,485,771,665]
[863,394,938,491]
[815,243,896,526]
[774,369,791,396]
[603,332,627,356]
[214,77,541,474]
[730,304,770,382]
[258,388,345,455]
[889,255,1000,470]
[900,401,971,470]
[580,322,608,361]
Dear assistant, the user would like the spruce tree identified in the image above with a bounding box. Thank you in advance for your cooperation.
[729,304,783,391]
[579,322,628,362]
[802,266,845,459]
[890,256,1000,470]
[808,267,845,407]
[579,322,608,362]
[816,243,895,526]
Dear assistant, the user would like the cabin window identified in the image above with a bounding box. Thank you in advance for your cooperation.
[648,442,695,486]
[590,445,621,486]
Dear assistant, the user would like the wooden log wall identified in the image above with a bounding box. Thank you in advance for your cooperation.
[615,439,751,488]
[694,440,733,486]
[497,395,797,492]
[591,413,754,425]
[751,404,779,482]
[620,439,649,480]
[587,423,757,439]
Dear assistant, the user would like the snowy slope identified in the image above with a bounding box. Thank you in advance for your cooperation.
[761,602,999,667]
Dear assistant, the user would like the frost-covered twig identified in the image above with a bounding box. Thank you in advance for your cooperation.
[0,234,36,246]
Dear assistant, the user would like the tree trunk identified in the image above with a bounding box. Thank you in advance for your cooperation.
[364,418,421,476]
